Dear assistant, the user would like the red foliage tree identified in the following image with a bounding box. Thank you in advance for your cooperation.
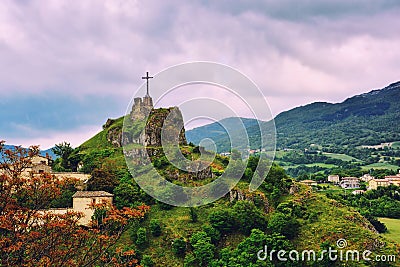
[0,141,149,266]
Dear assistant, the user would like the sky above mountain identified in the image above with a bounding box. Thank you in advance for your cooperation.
[1,0,400,149]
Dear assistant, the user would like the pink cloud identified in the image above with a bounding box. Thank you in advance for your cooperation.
[1,0,400,146]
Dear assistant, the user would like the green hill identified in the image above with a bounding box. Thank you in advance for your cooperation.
[186,81,400,151]
[67,108,399,266]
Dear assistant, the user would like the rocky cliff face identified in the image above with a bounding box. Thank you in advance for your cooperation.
[120,98,212,181]
[145,107,187,147]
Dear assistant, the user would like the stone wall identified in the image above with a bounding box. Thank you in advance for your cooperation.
[53,172,90,182]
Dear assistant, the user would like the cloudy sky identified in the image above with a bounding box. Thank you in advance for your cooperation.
[1,0,400,149]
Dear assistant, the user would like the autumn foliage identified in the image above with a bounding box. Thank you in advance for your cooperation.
[0,141,149,266]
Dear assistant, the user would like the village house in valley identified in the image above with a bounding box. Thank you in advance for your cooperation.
[339,177,360,189]
[360,173,374,182]
[328,175,340,184]
[368,174,400,190]
[300,179,318,186]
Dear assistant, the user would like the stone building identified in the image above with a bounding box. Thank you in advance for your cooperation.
[1,154,90,183]
[360,173,374,182]
[45,191,113,226]
[300,179,318,186]
[72,191,113,225]
[328,175,340,184]
[368,175,400,190]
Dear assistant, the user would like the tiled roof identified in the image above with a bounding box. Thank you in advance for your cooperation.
[72,191,113,198]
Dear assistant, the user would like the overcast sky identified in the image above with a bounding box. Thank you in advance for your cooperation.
[1,0,400,149]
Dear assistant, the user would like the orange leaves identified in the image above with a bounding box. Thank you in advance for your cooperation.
[0,142,148,266]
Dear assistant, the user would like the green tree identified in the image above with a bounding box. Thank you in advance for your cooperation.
[209,209,235,233]
[87,164,119,193]
[52,142,74,170]
[193,239,214,267]
[211,229,297,266]
[232,200,267,235]
[190,231,210,246]
[49,177,79,208]
[268,212,299,239]
[189,207,198,222]
[135,227,147,248]
[184,253,196,267]
[202,225,221,245]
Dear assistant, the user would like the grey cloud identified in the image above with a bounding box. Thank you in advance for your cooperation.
[199,0,400,21]
[0,0,400,146]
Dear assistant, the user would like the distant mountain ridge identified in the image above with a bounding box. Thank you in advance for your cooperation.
[2,144,57,159]
[186,81,400,151]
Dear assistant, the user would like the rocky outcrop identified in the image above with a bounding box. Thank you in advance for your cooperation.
[103,118,116,129]
[289,184,300,195]
[121,96,212,181]
[145,107,187,147]
[229,189,271,212]
[107,127,122,147]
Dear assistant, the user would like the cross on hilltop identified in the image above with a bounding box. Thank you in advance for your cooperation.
[142,71,153,97]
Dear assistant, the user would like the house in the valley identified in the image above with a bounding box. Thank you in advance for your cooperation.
[368,175,400,190]
[339,177,360,189]
[328,175,340,184]
[385,175,400,186]
[368,179,389,190]
[31,155,90,182]
[15,155,53,177]
[352,190,365,195]
[360,173,374,182]
[300,179,318,186]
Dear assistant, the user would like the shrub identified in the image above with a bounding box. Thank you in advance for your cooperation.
[149,219,162,237]
[202,225,221,244]
[141,255,154,267]
[209,209,235,233]
[192,239,214,267]
[172,238,187,257]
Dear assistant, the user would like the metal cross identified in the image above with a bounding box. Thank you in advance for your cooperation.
[142,71,153,96]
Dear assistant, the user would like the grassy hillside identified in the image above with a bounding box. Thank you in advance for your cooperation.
[116,183,399,266]
[379,218,400,243]
[71,110,399,266]
[323,152,361,162]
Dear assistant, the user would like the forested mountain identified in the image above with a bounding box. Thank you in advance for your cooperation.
[186,81,400,151]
